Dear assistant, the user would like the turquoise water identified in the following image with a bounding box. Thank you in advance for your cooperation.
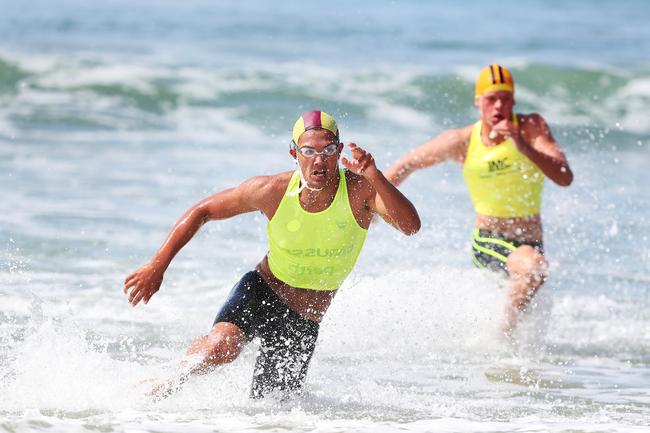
[1,1,649,432]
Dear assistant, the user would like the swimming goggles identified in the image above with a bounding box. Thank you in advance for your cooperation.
[292,142,339,158]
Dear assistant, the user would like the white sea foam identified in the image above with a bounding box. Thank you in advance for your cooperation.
[1,262,648,431]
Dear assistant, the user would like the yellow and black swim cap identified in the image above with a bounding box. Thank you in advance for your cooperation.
[475,64,514,99]
[292,110,339,145]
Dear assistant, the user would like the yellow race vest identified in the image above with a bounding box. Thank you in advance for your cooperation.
[267,169,368,290]
[462,118,544,217]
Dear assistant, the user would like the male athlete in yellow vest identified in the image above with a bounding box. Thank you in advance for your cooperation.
[124,110,420,398]
[386,65,573,337]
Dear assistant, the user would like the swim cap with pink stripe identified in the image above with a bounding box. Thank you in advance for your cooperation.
[292,110,339,145]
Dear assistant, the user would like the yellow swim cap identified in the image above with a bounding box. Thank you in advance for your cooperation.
[292,110,339,145]
[475,64,514,99]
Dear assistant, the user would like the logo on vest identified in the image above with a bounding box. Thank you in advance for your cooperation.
[487,157,511,173]
[288,264,335,276]
[282,244,354,258]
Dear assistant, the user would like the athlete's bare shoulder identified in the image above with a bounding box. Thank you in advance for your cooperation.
[240,171,293,218]
[451,123,476,162]
[518,113,548,135]
[244,171,292,193]
[420,124,473,162]
[458,123,475,140]
[517,112,561,149]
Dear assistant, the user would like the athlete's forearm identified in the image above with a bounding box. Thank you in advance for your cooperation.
[387,130,467,185]
[517,141,573,186]
[514,116,573,187]
[366,168,421,235]
[385,158,417,186]
[151,205,208,271]
[149,184,262,271]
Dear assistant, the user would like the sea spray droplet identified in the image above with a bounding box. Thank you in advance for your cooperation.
[608,221,619,237]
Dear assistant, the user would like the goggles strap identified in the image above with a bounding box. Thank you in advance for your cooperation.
[286,167,323,197]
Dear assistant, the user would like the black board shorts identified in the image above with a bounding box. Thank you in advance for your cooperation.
[471,228,544,273]
[213,271,320,399]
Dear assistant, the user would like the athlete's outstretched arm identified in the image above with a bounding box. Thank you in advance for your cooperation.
[385,127,470,185]
[341,143,421,235]
[123,176,276,306]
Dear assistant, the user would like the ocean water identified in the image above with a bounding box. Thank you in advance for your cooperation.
[1,0,649,431]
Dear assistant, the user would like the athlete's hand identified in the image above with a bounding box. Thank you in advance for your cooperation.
[491,119,530,153]
[340,143,379,178]
[490,119,519,139]
[124,262,164,306]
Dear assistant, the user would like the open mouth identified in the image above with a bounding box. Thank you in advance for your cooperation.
[311,169,327,181]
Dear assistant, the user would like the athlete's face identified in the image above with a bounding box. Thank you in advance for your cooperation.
[290,128,343,189]
[476,90,515,126]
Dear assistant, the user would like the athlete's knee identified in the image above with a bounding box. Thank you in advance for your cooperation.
[190,322,246,366]
[508,246,547,283]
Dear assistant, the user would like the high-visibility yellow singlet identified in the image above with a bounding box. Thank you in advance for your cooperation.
[267,169,368,290]
[462,117,544,218]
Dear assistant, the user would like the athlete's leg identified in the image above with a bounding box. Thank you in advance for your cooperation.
[149,323,246,400]
[187,322,247,371]
[188,270,263,370]
[150,271,259,399]
[502,245,548,335]
[248,285,320,399]
[250,322,318,399]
